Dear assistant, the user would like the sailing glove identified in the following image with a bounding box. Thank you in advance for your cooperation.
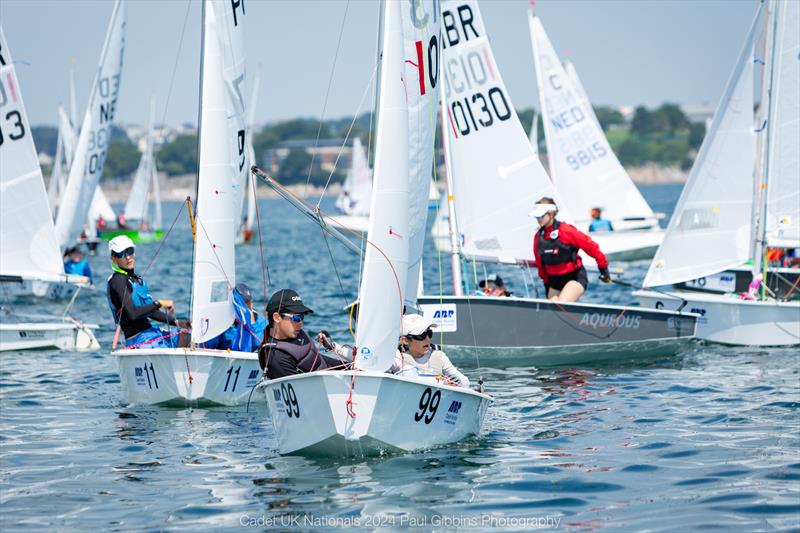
[599,267,612,283]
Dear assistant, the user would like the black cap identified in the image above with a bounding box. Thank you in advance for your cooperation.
[267,289,314,316]
[478,274,503,288]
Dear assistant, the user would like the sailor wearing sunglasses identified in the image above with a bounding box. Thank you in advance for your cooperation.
[259,289,353,379]
[106,236,190,348]
[388,314,470,387]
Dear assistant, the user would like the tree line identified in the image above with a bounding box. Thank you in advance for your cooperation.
[31,103,706,183]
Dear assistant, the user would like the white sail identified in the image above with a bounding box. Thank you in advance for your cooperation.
[528,110,538,157]
[643,7,761,288]
[190,0,247,344]
[400,2,440,308]
[47,121,65,210]
[59,104,78,167]
[336,137,373,216]
[0,27,64,278]
[764,0,799,248]
[47,106,78,214]
[441,0,562,265]
[89,186,117,224]
[354,0,411,372]
[124,99,156,222]
[529,12,656,230]
[54,0,125,249]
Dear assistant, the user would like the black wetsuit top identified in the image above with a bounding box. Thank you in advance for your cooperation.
[259,330,342,379]
[107,270,176,338]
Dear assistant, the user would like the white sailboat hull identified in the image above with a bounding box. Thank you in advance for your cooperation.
[0,273,93,301]
[115,348,262,406]
[634,289,800,346]
[261,371,491,457]
[0,321,99,352]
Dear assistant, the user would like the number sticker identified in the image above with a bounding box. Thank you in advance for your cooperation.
[223,365,241,392]
[414,387,441,424]
[280,383,300,418]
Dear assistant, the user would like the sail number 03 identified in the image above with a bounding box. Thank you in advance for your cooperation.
[0,80,26,146]
[414,387,441,424]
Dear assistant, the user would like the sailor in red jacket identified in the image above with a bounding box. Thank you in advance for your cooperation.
[529,197,612,302]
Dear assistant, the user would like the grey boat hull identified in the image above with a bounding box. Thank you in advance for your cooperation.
[416,295,697,367]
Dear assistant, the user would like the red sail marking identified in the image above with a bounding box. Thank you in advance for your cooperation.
[483,47,496,82]
[447,106,459,139]
[407,40,425,96]
[6,73,17,103]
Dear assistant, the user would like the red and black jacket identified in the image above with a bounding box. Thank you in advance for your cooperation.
[533,220,608,284]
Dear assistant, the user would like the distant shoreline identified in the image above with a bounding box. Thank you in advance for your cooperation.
[96,164,686,203]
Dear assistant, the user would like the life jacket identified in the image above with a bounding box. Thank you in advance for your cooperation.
[107,271,154,324]
[260,330,322,374]
[589,219,613,232]
[397,346,446,377]
[537,220,579,267]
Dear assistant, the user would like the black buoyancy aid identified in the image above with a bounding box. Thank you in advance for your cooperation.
[537,220,579,266]
[259,330,321,372]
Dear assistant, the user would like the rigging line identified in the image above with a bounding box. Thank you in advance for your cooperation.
[303,0,351,197]
[315,65,378,207]
[158,0,193,134]
[321,227,350,311]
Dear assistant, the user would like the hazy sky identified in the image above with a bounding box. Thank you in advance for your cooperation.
[2,0,758,128]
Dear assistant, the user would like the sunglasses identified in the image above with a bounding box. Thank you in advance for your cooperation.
[281,313,306,323]
[407,328,433,341]
[112,247,135,258]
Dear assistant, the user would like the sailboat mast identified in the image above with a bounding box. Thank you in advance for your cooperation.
[752,0,779,286]
[438,82,464,296]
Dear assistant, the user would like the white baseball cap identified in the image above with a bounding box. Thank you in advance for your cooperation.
[108,235,135,254]
[528,202,558,218]
[401,314,438,336]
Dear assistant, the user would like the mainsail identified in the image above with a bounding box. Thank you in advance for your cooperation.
[54,0,125,249]
[0,27,65,278]
[190,0,247,344]
[441,0,561,265]
[643,5,761,288]
[47,105,79,216]
[763,0,799,248]
[124,97,157,223]
[354,0,414,372]
[528,11,656,230]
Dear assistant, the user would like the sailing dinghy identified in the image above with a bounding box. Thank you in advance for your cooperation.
[261,0,490,456]
[3,0,125,300]
[235,75,260,245]
[100,97,164,243]
[528,8,664,260]
[0,28,100,352]
[324,137,374,234]
[114,0,261,406]
[416,0,696,365]
[634,0,799,346]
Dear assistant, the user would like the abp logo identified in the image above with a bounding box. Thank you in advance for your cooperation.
[433,310,454,319]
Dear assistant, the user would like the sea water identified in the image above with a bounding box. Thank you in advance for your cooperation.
[1,185,798,531]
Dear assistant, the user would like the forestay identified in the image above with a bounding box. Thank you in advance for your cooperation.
[0,28,64,278]
[441,0,561,264]
[54,0,125,249]
[643,6,761,288]
[190,0,247,344]
[335,137,372,217]
[529,12,655,229]
[354,0,411,372]
[764,0,799,248]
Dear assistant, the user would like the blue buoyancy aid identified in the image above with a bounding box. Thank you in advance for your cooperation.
[106,269,155,324]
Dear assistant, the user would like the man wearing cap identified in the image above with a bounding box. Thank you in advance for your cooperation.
[529,197,611,302]
[388,314,470,387]
[258,289,352,379]
[106,235,190,348]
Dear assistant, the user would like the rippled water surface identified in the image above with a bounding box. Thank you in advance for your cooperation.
[2,187,799,531]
